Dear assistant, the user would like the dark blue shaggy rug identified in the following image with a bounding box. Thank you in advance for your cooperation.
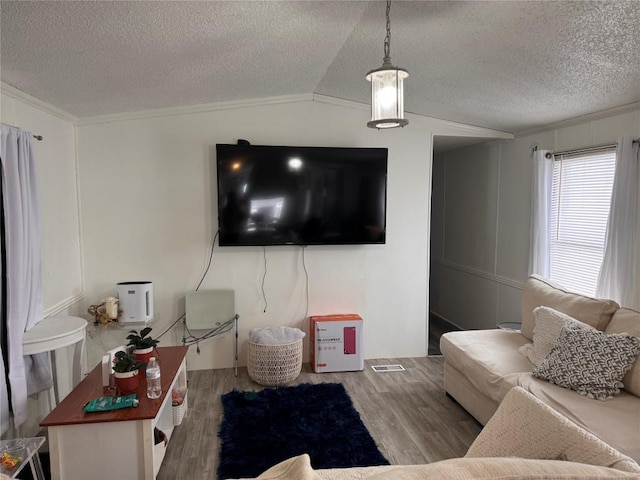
[217,382,389,479]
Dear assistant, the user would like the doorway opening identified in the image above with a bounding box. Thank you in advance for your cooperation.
[427,135,493,355]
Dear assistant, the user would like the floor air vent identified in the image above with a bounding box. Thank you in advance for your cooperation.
[371,364,405,372]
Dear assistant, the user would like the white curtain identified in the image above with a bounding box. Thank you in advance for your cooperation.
[0,245,7,434]
[596,137,639,308]
[528,149,554,277]
[0,125,48,432]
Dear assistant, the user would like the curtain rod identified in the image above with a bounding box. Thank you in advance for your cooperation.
[532,138,639,158]
[0,122,43,141]
[548,143,617,159]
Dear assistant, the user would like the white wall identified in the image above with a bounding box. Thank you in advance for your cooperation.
[76,97,508,370]
[0,85,83,317]
[430,104,640,330]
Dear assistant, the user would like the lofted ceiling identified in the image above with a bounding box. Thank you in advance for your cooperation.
[1,0,639,137]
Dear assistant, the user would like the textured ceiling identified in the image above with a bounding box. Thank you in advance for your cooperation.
[1,1,639,134]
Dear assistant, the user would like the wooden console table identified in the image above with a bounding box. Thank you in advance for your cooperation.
[40,346,188,480]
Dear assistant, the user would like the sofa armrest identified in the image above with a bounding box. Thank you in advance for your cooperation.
[465,386,640,473]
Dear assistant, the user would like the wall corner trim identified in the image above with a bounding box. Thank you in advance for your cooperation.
[1,82,78,123]
[515,101,640,138]
[44,293,85,318]
[76,93,314,126]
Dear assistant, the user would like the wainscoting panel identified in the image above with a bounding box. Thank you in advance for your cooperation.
[429,262,498,331]
[497,283,523,326]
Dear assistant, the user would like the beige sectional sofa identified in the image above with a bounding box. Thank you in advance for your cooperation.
[440,274,640,462]
[241,387,640,479]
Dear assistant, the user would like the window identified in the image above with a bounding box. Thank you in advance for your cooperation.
[549,147,616,296]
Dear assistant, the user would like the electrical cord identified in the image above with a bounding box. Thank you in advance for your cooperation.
[302,245,309,318]
[181,309,234,348]
[156,313,185,341]
[261,246,268,313]
[157,229,219,342]
[183,321,235,344]
[182,315,237,346]
[182,318,198,343]
[184,319,235,354]
[195,229,219,292]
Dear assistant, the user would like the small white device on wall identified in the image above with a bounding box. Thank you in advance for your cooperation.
[117,281,153,324]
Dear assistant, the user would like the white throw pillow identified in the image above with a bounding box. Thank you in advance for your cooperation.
[249,326,306,345]
[519,306,593,366]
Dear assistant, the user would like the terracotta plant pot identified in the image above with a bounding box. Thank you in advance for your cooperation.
[114,370,139,394]
[134,347,154,366]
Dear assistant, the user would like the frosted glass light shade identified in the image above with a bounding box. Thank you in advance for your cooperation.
[366,66,409,129]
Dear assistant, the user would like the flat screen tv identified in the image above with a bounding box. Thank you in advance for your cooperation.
[216,144,388,246]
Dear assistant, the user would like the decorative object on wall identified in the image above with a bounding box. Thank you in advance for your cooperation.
[366,0,408,129]
[88,298,122,326]
[104,297,119,320]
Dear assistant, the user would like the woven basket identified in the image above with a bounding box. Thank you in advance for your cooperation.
[172,390,187,426]
[248,339,303,386]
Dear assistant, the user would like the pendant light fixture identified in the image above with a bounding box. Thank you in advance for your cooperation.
[366,0,408,129]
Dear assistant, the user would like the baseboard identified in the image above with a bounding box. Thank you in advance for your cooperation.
[429,311,463,331]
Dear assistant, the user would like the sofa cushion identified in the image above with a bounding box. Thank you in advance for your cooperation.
[314,459,640,479]
[532,322,640,400]
[259,454,640,480]
[605,308,640,397]
[520,306,594,366]
[365,459,639,479]
[440,329,533,404]
[252,453,316,480]
[521,274,619,341]
[519,373,640,462]
[466,386,640,473]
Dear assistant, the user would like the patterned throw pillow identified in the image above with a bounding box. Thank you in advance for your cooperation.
[519,306,594,366]
[532,321,640,400]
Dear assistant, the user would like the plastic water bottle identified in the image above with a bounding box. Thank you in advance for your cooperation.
[146,357,162,399]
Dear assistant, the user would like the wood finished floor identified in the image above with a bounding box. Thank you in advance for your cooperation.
[158,357,482,480]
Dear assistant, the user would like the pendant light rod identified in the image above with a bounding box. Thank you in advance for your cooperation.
[383,0,391,64]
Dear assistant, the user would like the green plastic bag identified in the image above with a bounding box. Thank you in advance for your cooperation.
[83,394,139,412]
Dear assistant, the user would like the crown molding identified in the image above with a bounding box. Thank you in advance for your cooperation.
[515,101,640,138]
[312,93,514,139]
[76,93,314,126]
[429,118,513,139]
[1,82,77,123]
[3,80,636,137]
[312,93,368,111]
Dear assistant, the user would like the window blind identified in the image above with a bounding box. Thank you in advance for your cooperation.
[549,148,616,297]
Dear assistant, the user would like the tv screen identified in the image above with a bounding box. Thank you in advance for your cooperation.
[216,144,388,246]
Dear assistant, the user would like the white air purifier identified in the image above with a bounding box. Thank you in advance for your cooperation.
[117,281,153,324]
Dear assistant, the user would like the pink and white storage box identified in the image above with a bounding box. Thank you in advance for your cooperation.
[310,314,364,373]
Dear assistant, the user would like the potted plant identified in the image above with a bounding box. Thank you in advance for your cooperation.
[112,350,144,394]
[126,327,159,365]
